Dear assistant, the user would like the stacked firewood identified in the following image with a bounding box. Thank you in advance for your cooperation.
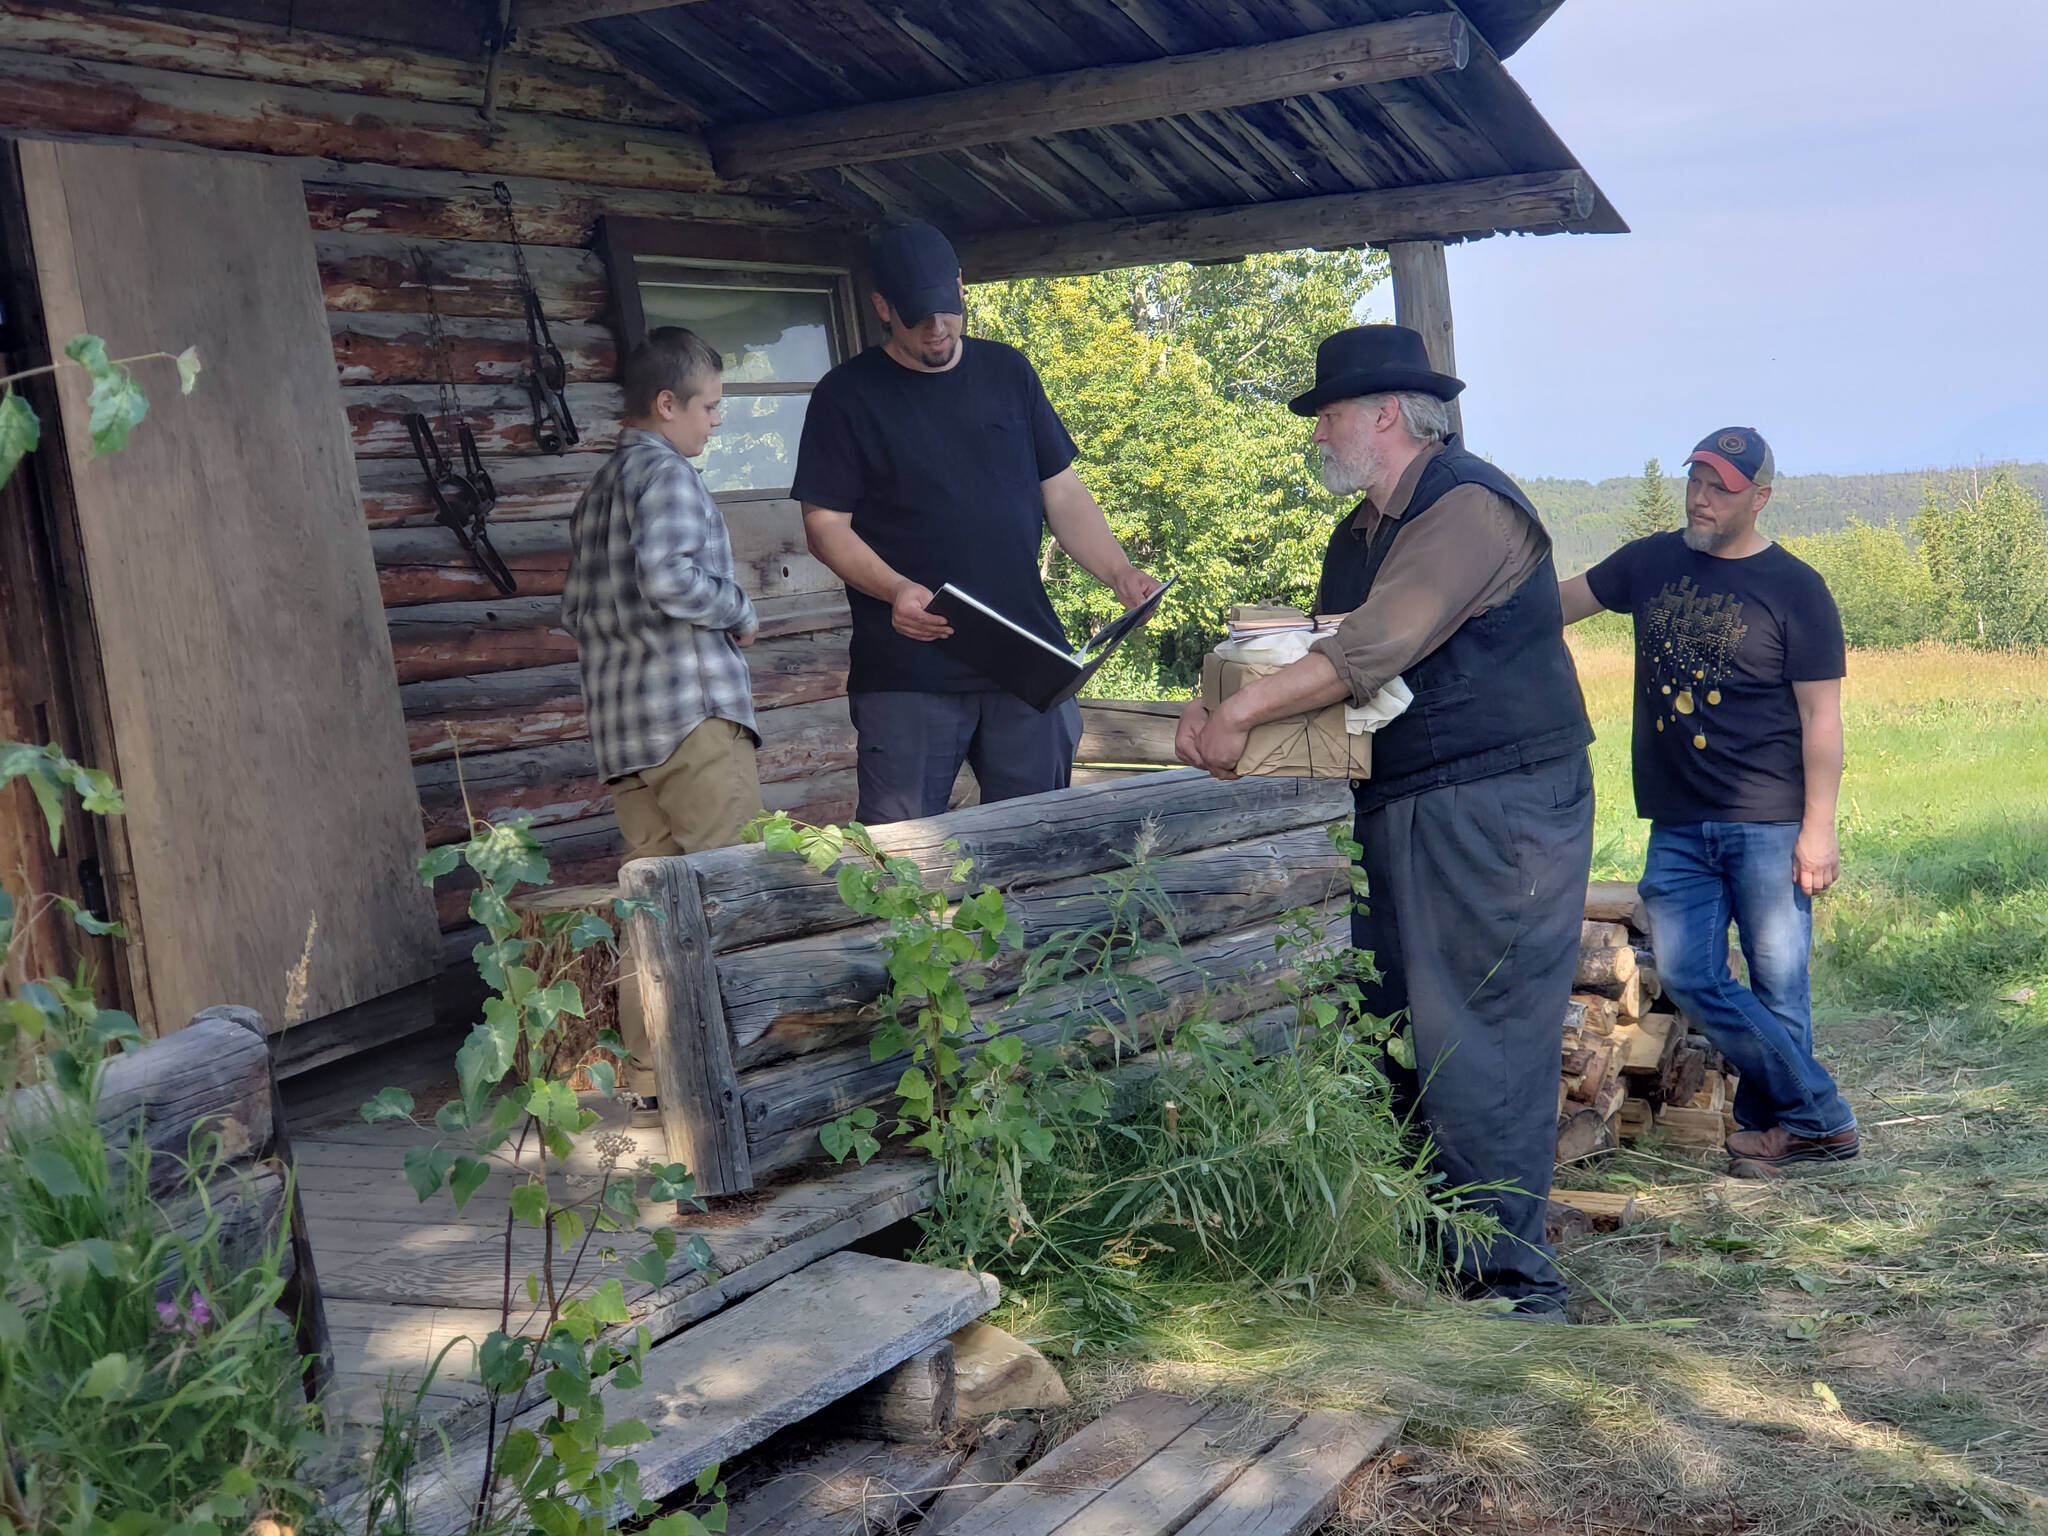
[1556,880,1738,1161]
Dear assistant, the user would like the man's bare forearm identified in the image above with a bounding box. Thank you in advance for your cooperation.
[1041,467,1137,587]
[1800,701,1844,832]
[1216,651,1351,729]
[802,506,907,604]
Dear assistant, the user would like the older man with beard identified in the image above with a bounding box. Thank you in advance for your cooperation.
[1176,325,1595,1318]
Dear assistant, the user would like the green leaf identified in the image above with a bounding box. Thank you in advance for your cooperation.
[80,1350,141,1400]
[565,910,615,953]
[1810,1380,1843,1414]
[625,1247,668,1289]
[510,1183,548,1227]
[359,1086,416,1124]
[0,1298,23,1349]
[0,386,39,486]
[403,1145,455,1202]
[1786,1314,1826,1341]
[586,1059,617,1099]
[28,1147,88,1200]
[51,894,122,937]
[457,998,521,1103]
[466,819,549,888]
[65,335,149,457]
[479,1331,533,1395]
[552,1206,584,1248]
[448,1154,492,1211]
[587,1278,631,1324]
[603,1416,654,1448]
[175,345,202,395]
[1386,1029,1416,1071]
[418,845,461,886]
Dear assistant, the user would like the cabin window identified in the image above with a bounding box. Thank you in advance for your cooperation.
[630,260,858,498]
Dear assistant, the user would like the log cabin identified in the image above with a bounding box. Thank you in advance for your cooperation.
[0,0,1623,1459]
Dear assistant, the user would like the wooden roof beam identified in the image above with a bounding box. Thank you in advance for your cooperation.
[513,0,710,25]
[955,171,1596,282]
[707,13,1470,180]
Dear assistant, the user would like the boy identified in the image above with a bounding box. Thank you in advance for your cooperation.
[562,326,761,1119]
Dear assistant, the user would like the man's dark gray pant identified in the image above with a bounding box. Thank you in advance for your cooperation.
[1351,751,1595,1306]
[848,690,1082,824]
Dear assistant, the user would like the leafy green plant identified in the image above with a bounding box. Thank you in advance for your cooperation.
[0,335,200,486]
[366,817,726,1536]
[753,812,1484,1345]
[2,743,322,1536]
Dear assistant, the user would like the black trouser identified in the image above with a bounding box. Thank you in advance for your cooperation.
[848,690,1082,825]
[1351,751,1595,1304]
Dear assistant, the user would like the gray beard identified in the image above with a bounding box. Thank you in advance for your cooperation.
[1682,523,1730,553]
[1319,442,1385,498]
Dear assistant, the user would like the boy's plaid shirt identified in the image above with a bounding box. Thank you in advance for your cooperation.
[561,427,758,782]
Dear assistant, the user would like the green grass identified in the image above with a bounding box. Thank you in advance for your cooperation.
[1003,640,2048,1534]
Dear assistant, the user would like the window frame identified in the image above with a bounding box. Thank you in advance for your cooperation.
[597,219,868,503]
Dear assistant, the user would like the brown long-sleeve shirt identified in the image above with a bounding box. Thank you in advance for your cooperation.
[1309,441,1548,706]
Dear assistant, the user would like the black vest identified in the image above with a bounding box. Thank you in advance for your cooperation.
[1317,440,1593,809]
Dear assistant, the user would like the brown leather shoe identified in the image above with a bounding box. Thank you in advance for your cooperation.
[1724,1123,1859,1174]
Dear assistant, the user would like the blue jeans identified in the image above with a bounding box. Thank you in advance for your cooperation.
[1640,822,1856,1140]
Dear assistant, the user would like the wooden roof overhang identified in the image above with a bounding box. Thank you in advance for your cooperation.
[572,0,1624,280]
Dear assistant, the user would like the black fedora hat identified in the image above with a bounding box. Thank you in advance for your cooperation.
[1287,324,1464,416]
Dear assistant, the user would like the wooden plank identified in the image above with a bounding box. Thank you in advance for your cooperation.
[1053,1401,1297,1536]
[1077,698,1184,765]
[718,824,1348,1068]
[317,231,608,321]
[1175,1410,1399,1536]
[724,1435,972,1536]
[303,162,839,248]
[740,909,1341,1176]
[920,1418,1041,1533]
[709,14,1468,177]
[929,1392,1209,1536]
[621,857,754,1195]
[956,170,1596,282]
[400,1253,1000,1536]
[0,0,700,129]
[371,498,836,607]
[412,698,855,843]
[345,381,622,457]
[400,630,850,761]
[358,452,604,528]
[1386,239,1461,437]
[517,0,712,23]
[20,138,439,1026]
[332,311,615,388]
[691,768,1348,953]
[0,48,723,192]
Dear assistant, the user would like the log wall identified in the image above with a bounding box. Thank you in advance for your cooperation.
[0,2,864,961]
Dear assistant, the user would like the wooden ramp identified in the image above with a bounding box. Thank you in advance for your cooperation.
[928,1393,1399,1536]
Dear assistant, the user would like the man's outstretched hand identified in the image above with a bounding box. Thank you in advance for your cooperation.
[1113,566,1165,610]
[891,581,953,641]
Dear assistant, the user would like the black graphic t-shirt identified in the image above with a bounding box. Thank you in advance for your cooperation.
[1586,532,1845,824]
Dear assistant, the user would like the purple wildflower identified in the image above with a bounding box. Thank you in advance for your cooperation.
[156,1299,181,1330]
[185,1290,212,1330]
[155,1290,214,1335]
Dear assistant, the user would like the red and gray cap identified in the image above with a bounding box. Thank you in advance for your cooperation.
[1686,427,1774,492]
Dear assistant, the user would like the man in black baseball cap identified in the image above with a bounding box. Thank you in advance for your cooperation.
[794,221,1160,822]
[1176,324,1597,1319]
[1562,429,1859,1178]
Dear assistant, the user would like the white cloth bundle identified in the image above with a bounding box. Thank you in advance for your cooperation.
[1211,632,1413,735]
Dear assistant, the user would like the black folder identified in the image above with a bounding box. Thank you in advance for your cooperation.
[924,577,1177,712]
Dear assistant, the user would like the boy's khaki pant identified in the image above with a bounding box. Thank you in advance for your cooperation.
[613,718,762,1094]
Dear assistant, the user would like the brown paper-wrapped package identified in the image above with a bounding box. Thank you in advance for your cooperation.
[1201,652,1371,780]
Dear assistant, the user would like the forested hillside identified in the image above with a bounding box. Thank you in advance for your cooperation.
[1530,463,2048,573]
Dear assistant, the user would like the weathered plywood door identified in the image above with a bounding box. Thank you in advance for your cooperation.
[18,138,438,1031]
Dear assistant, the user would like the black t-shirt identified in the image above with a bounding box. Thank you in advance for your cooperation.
[1586,532,1845,824]
[792,338,1077,694]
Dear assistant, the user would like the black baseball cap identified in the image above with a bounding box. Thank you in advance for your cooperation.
[1686,427,1774,492]
[868,221,962,326]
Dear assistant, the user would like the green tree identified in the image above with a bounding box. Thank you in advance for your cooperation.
[1617,457,1678,542]
[966,250,1387,693]
[1911,469,2048,646]
[1781,520,1939,649]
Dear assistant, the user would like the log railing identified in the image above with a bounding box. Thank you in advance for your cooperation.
[623,768,1351,1195]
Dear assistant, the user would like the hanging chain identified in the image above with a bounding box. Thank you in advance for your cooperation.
[493,181,534,297]
[411,244,459,428]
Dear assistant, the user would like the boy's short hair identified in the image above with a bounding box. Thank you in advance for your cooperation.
[621,327,722,417]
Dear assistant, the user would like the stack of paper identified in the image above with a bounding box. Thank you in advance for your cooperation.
[1223,604,1342,642]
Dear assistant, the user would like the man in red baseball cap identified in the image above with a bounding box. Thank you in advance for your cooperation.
[1561,429,1859,1177]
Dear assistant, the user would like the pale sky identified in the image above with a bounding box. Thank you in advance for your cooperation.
[1430,0,2048,481]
